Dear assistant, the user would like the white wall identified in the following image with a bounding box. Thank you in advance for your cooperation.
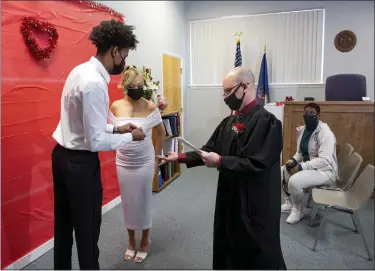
[184,84,324,148]
[98,1,187,93]
[185,1,374,98]
[183,1,374,147]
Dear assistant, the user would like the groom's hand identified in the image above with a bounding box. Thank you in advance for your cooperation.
[131,128,146,141]
[119,123,138,133]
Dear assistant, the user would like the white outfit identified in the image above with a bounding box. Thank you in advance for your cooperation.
[281,121,339,224]
[292,121,339,180]
[53,56,132,151]
[108,108,162,230]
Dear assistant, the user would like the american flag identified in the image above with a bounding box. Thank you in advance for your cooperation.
[234,40,242,67]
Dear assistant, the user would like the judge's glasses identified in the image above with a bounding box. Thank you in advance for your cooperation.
[222,82,250,98]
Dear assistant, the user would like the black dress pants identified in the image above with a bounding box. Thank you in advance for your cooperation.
[52,144,103,270]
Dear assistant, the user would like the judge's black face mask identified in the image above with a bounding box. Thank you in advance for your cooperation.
[224,84,245,110]
[127,88,143,100]
[303,114,318,130]
[109,49,126,75]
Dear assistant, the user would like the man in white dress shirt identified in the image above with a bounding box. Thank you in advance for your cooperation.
[51,20,145,270]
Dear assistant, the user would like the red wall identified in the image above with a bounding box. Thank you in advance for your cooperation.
[1,1,125,268]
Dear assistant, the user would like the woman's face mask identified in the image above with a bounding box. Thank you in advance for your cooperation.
[303,112,318,130]
[224,83,246,110]
[127,87,144,100]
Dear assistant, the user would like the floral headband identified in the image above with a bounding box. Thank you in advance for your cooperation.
[125,65,141,73]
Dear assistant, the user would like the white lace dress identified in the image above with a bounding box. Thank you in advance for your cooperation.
[108,108,162,230]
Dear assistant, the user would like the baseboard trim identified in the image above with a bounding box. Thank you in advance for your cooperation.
[4,196,122,270]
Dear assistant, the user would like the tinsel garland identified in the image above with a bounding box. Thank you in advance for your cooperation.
[66,0,124,22]
[20,17,59,60]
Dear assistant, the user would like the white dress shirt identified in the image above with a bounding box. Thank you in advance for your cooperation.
[52,57,132,152]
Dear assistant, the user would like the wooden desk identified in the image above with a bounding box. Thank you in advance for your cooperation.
[282,101,374,174]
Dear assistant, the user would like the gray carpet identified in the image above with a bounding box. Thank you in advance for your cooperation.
[24,167,374,270]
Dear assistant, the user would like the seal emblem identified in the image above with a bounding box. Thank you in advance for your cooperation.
[334,30,357,53]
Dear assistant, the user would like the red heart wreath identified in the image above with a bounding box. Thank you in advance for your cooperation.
[20,17,59,60]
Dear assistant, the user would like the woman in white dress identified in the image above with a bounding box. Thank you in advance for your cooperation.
[109,66,166,263]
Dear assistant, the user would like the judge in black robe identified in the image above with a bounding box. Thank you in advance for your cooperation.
[160,67,286,270]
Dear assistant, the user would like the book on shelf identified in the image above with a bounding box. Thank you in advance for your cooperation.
[161,137,179,156]
[158,162,178,188]
[154,112,181,191]
[162,114,179,137]
[158,168,163,188]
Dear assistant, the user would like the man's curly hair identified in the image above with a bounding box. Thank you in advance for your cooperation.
[89,19,139,55]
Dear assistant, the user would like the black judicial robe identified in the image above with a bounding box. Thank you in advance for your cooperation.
[180,104,286,270]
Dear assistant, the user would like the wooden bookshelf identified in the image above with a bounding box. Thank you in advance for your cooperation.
[152,54,183,192]
[151,111,182,192]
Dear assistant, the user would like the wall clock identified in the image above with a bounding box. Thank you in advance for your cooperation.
[334,30,357,53]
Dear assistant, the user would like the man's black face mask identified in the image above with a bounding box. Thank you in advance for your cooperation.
[109,49,126,75]
[224,83,246,111]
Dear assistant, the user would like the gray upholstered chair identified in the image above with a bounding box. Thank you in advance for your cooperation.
[309,152,363,226]
[306,143,354,208]
[338,143,354,174]
[325,74,366,101]
[310,164,374,261]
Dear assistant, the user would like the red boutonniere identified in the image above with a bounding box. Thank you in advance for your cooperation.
[232,123,246,134]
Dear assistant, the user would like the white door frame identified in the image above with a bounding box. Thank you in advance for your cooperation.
[161,51,184,137]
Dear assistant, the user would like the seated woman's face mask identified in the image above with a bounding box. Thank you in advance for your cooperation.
[303,113,318,130]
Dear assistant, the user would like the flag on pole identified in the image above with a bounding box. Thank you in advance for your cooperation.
[256,44,269,105]
[234,39,242,67]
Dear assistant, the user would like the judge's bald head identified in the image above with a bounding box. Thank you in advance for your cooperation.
[222,67,256,111]
[225,67,255,86]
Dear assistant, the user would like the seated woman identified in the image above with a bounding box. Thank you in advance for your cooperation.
[109,66,166,262]
[281,103,339,224]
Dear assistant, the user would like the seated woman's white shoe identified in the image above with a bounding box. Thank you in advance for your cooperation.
[281,199,293,213]
[286,208,303,224]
